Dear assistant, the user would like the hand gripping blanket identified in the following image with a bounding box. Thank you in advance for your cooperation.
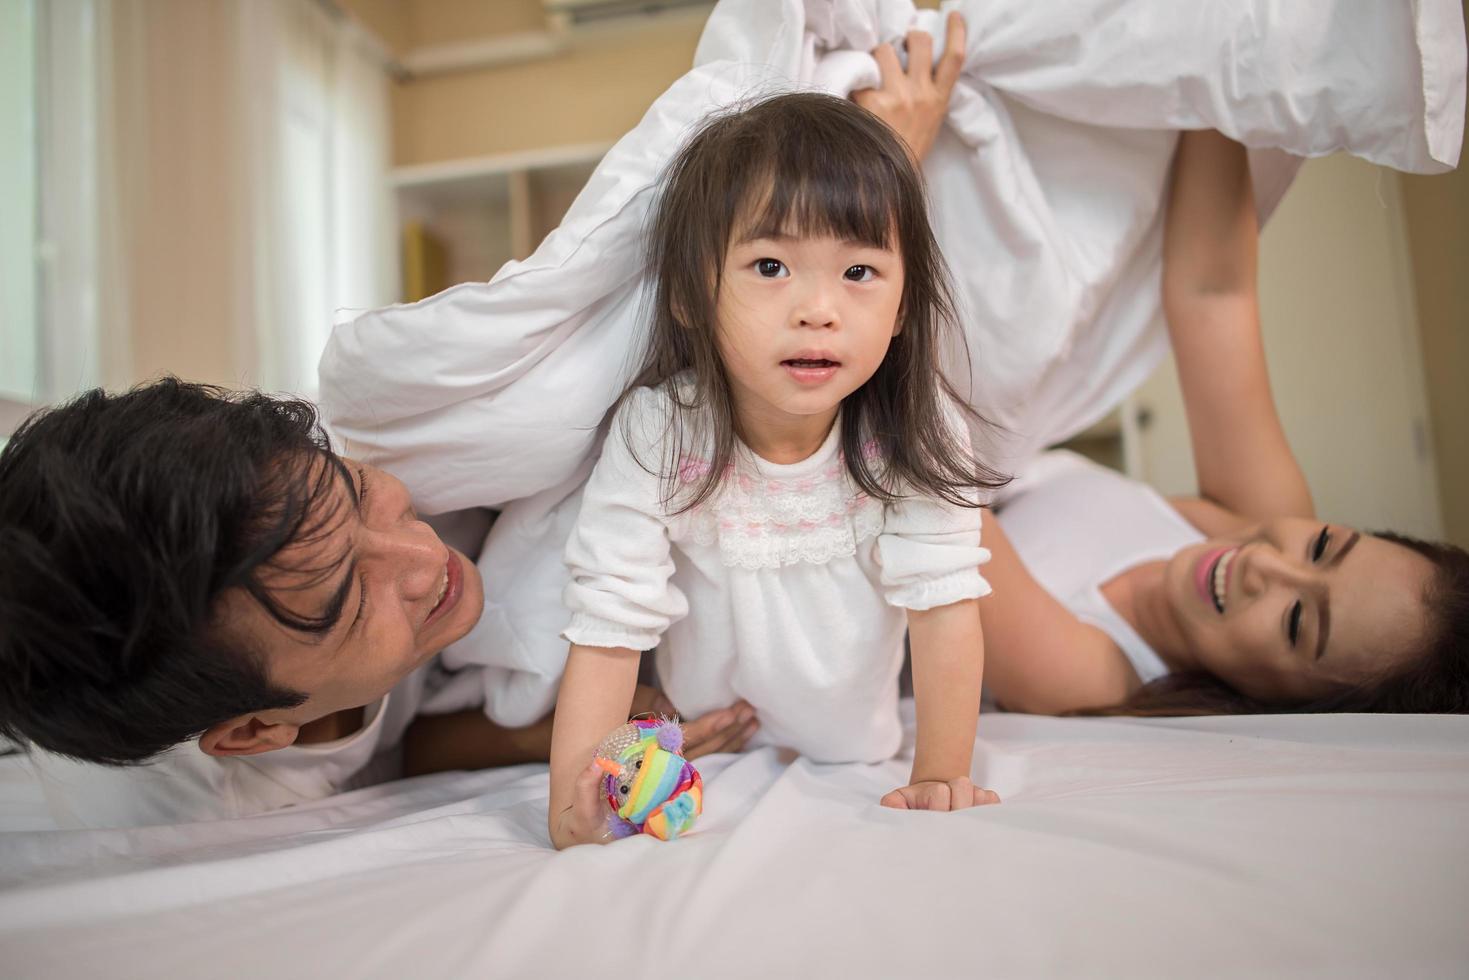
[319,0,1466,725]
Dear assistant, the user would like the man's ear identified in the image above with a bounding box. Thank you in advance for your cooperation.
[198,715,301,757]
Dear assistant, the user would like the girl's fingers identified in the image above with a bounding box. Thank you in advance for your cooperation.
[933,11,967,92]
[880,789,910,809]
[949,778,977,811]
[905,28,934,82]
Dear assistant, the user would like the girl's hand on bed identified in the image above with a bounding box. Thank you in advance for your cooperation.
[881,777,1000,811]
[852,10,967,164]
[552,760,616,849]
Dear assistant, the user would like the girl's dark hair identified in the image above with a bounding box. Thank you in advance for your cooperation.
[629,91,1007,512]
[0,378,360,765]
[1079,531,1469,717]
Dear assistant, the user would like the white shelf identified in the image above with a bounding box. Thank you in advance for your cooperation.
[391,142,612,191]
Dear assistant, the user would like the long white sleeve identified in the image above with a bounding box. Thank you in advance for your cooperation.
[562,388,689,650]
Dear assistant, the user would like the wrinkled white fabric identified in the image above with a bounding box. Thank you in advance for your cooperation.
[318,0,1466,723]
[4,711,1467,978]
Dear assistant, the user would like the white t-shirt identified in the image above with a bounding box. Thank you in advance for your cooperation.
[562,385,992,764]
[23,658,482,829]
[996,451,1204,684]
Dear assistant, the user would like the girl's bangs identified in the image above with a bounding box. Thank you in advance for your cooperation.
[731,145,900,251]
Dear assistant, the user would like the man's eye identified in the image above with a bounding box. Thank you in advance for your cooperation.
[1311,526,1330,562]
[355,570,369,627]
[1287,600,1303,646]
[755,258,787,278]
[844,264,875,282]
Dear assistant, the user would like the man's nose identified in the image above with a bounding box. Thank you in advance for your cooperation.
[359,521,444,597]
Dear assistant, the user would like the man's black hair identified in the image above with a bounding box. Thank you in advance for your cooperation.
[0,378,354,765]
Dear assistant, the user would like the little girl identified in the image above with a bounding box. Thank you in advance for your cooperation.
[549,93,1006,848]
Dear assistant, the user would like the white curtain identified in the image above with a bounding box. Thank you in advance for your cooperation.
[13,0,396,403]
[240,0,398,396]
[1,0,124,406]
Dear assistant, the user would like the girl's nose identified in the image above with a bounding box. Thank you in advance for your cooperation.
[794,286,838,329]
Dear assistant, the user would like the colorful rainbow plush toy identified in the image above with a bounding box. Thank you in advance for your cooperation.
[593,716,702,841]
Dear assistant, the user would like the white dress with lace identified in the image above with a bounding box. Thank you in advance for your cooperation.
[562,384,992,764]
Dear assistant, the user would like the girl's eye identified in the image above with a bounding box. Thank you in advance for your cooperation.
[1287,600,1303,647]
[1311,526,1330,562]
[844,265,875,282]
[755,258,787,278]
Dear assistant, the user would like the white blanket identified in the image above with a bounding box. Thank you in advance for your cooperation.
[320,0,1465,511]
[318,0,1466,725]
[4,710,1467,978]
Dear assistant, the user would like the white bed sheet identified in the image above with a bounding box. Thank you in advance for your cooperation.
[3,709,1466,978]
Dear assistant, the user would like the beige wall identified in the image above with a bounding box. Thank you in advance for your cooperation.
[1399,3,1469,548]
[337,0,701,166]
[390,20,701,164]
[336,0,409,54]
[405,0,547,48]
[338,0,549,55]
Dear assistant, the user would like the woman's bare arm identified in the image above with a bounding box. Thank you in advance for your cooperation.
[977,510,1141,714]
[1163,130,1313,523]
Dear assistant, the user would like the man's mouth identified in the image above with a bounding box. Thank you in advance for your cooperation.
[424,552,462,627]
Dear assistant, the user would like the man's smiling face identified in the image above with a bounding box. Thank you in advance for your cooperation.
[204,456,484,754]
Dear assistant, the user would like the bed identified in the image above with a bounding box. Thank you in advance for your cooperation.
[3,707,1466,978]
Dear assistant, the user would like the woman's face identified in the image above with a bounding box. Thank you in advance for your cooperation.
[1162,517,1434,703]
[216,457,485,725]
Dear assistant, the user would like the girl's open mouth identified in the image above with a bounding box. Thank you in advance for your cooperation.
[781,357,841,384]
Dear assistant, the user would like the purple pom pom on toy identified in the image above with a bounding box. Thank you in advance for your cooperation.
[606,814,640,840]
[656,722,684,753]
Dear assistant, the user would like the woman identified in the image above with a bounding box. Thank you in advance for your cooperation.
[976,129,1469,716]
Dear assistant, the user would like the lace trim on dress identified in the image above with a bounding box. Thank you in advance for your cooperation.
[680,449,886,570]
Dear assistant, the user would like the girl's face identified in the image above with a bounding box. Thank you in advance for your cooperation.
[714,230,904,437]
[1161,517,1434,703]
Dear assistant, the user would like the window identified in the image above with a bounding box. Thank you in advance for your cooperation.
[0,0,38,409]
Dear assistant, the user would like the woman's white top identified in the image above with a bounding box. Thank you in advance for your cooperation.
[562,386,992,764]
[995,451,1203,684]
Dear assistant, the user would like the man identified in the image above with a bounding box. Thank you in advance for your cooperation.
[0,380,751,827]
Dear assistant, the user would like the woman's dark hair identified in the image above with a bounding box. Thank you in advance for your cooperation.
[0,378,361,765]
[1080,531,1469,717]
[628,91,1007,512]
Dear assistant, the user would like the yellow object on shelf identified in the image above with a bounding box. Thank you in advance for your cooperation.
[401,220,447,303]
